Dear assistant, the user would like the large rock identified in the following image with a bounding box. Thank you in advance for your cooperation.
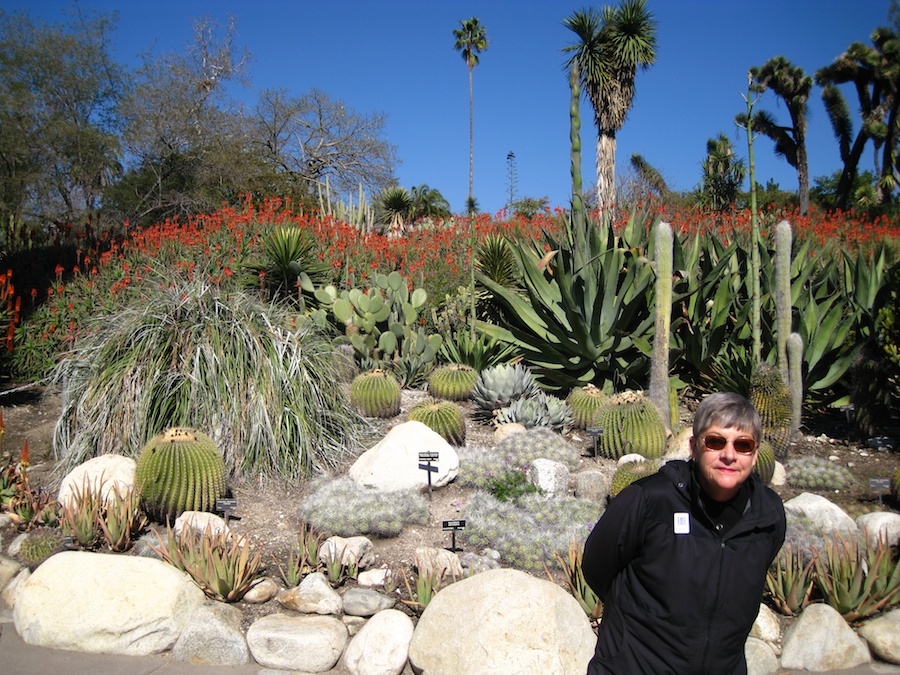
[780,603,871,671]
[783,492,857,536]
[342,587,395,617]
[855,511,900,548]
[171,601,249,665]
[744,636,778,675]
[320,535,376,569]
[342,608,414,675]
[527,458,569,497]
[857,609,900,664]
[277,571,343,615]
[408,568,594,674]
[348,421,459,490]
[14,551,205,655]
[246,612,347,672]
[57,455,136,508]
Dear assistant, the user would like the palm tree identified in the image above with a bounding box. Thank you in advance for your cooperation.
[737,57,813,214]
[409,183,451,221]
[563,1,656,214]
[453,17,489,205]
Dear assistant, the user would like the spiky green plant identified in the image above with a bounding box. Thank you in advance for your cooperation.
[751,362,793,460]
[471,362,541,422]
[135,427,227,524]
[51,277,365,483]
[428,363,478,401]
[567,384,608,430]
[786,457,855,492]
[610,460,660,498]
[753,440,776,486]
[596,391,668,460]
[408,398,466,446]
[766,541,815,616]
[495,426,582,472]
[18,527,65,570]
[350,369,401,418]
[242,225,332,307]
[494,392,573,432]
[438,327,519,371]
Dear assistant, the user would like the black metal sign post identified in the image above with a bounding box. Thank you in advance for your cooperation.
[586,427,604,457]
[419,451,439,500]
[216,498,238,526]
[870,478,890,507]
[442,519,465,552]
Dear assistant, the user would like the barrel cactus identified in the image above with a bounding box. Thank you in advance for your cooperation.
[471,363,541,422]
[610,460,660,498]
[18,527,65,569]
[750,363,793,460]
[408,398,466,445]
[567,384,607,430]
[350,369,401,418]
[753,439,776,486]
[428,363,478,401]
[596,391,668,460]
[135,427,227,524]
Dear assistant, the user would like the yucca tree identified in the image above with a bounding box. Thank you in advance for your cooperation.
[698,133,746,211]
[563,0,656,214]
[375,186,413,237]
[452,17,489,203]
[738,57,813,215]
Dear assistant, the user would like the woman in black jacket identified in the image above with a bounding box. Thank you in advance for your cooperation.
[583,392,786,675]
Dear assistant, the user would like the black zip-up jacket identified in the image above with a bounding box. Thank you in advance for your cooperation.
[582,459,785,675]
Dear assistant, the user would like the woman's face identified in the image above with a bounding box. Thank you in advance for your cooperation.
[689,424,758,502]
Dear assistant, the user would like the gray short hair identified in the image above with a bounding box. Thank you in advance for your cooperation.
[692,392,761,442]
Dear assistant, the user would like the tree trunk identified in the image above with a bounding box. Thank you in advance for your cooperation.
[468,65,474,199]
[796,134,810,216]
[595,132,617,215]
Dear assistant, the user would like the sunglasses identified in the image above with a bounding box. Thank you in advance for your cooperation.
[701,434,757,455]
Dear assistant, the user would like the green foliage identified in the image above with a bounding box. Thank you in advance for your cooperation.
[786,457,855,491]
[495,426,582,472]
[18,527,65,570]
[494,391,573,432]
[610,459,660,498]
[98,484,148,552]
[486,467,539,502]
[751,362,793,460]
[275,523,323,587]
[437,326,519,371]
[51,278,364,483]
[59,479,103,549]
[892,465,900,502]
[567,384,608,430]
[471,362,541,423]
[462,491,601,572]
[408,398,466,445]
[350,369,401,418]
[135,427,226,524]
[299,476,429,538]
[547,538,602,620]
[428,363,478,401]
[753,440,777,486]
[766,542,815,616]
[595,391,668,460]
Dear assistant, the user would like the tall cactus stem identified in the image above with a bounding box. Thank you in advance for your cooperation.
[569,62,587,270]
[776,220,793,383]
[787,332,803,436]
[650,222,673,431]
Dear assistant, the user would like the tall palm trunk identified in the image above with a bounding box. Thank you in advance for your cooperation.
[468,64,474,199]
[596,133,617,212]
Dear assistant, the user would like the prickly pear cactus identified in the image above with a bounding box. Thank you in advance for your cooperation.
[567,384,607,430]
[408,398,466,445]
[135,427,227,524]
[350,369,401,418]
[596,391,668,460]
[750,363,792,460]
[610,460,660,498]
[753,439,776,485]
[18,527,65,569]
[471,363,541,422]
[428,363,478,401]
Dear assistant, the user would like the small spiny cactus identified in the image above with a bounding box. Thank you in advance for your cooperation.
[786,457,855,492]
[567,384,607,430]
[610,460,660,498]
[135,427,227,524]
[350,369,401,418]
[595,391,668,460]
[753,440,776,485]
[751,363,793,460]
[408,398,466,445]
[18,527,65,569]
[428,363,478,401]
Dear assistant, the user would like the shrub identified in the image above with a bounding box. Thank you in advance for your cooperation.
[51,277,365,483]
[299,476,429,538]
[786,457,855,491]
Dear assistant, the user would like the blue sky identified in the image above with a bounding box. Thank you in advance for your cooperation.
[5,0,892,214]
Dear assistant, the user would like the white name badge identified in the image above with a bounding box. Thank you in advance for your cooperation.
[674,512,691,535]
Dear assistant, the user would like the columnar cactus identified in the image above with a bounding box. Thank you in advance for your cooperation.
[428,363,478,401]
[350,369,401,418]
[408,398,466,446]
[567,384,607,430]
[595,391,668,460]
[135,427,226,524]
[753,440,776,486]
[649,221,673,431]
[750,362,793,461]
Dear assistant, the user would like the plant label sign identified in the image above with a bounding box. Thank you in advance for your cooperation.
[586,426,604,456]
[419,451,439,499]
[442,519,465,553]
[870,477,890,505]
[216,498,238,523]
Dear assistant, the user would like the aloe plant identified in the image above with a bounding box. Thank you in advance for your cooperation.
[766,542,815,616]
[547,537,601,620]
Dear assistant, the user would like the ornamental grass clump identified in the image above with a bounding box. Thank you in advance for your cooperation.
[786,457,855,491]
[51,277,365,483]
[463,490,601,572]
[299,476,429,538]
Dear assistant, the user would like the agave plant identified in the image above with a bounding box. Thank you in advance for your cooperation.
[243,225,332,307]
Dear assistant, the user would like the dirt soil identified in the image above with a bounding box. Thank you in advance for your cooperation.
[2,383,899,625]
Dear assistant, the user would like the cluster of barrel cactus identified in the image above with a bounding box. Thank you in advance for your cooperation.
[134,427,227,524]
[408,398,466,445]
[594,390,668,460]
[350,369,402,418]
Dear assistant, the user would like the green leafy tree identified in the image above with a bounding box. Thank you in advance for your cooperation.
[738,57,813,215]
[697,133,746,211]
[452,17,489,204]
[409,183,451,220]
[563,0,657,214]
